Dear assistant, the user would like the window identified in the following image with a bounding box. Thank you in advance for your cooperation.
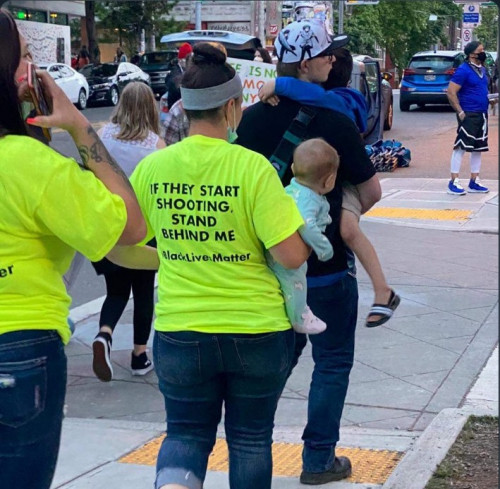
[10,7,47,22]
[409,56,455,72]
[140,52,176,65]
[364,63,379,93]
[49,12,68,25]
[81,64,118,77]
[59,66,73,78]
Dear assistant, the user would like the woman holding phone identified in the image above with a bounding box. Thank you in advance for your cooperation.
[0,9,146,489]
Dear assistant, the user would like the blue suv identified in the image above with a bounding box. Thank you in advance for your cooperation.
[400,50,466,111]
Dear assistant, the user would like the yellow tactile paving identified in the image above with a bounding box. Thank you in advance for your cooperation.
[365,207,472,221]
[119,435,403,485]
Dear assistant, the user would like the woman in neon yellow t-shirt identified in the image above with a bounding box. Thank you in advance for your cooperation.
[0,10,146,489]
[108,43,309,489]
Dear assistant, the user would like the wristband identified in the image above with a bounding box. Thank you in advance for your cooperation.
[458,110,465,116]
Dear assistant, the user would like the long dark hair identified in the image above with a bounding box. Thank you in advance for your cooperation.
[0,9,28,137]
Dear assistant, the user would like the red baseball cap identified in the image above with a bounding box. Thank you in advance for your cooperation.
[178,42,193,60]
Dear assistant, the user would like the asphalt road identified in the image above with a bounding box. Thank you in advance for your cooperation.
[55,94,498,307]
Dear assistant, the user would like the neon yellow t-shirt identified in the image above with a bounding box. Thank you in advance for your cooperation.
[130,135,303,334]
[0,135,127,344]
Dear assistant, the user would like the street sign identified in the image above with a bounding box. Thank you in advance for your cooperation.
[463,13,480,22]
[462,28,473,44]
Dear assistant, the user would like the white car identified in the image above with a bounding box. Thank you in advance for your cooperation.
[39,63,89,110]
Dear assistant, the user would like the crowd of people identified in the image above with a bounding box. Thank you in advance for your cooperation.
[1,5,497,489]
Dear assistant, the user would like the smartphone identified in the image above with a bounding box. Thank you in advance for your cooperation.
[27,62,51,141]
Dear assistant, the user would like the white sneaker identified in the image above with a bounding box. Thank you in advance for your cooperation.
[294,306,327,335]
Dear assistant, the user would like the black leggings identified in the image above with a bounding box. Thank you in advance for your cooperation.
[100,266,155,345]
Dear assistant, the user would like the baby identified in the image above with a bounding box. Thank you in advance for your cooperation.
[259,49,400,327]
[268,138,339,334]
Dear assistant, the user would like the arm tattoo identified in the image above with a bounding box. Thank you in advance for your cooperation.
[77,125,133,189]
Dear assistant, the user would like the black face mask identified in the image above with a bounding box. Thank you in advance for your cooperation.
[475,52,487,63]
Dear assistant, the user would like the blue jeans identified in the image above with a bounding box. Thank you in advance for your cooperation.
[0,330,67,489]
[153,329,295,489]
[293,274,358,473]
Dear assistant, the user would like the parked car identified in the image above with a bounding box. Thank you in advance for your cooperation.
[352,54,394,143]
[399,50,465,111]
[39,63,89,110]
[138,50,178,97]
[80,62,150,106]
[160,30,260,60]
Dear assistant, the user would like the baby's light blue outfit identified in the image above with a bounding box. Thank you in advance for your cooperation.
[267,178,333,328]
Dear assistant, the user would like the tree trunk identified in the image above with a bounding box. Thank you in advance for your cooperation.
[85,1,100,64]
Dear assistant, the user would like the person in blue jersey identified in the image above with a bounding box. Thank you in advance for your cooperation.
[447,41,492,195]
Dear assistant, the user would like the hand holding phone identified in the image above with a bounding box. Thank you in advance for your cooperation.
[27,62,51,140]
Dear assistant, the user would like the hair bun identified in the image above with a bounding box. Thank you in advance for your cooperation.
[192,42,227,65]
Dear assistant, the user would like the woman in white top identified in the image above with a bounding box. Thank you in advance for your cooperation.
[92,82,165,382]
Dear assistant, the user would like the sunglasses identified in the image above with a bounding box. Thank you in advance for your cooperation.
[311,53,334,62]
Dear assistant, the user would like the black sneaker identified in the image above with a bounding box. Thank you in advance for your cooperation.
[300,456,352,485]
[92,332,113,382]
[131,351,154,376]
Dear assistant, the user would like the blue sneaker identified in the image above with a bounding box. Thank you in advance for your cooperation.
[468,178,489,193]
[447,178,466,195]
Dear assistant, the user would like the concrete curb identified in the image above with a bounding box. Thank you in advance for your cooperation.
[382,408,469,489]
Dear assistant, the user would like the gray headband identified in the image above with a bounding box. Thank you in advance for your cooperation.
[181,74,243,110]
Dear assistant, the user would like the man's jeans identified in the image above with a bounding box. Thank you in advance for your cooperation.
[153,329,295,489]
[294,274,358,472]
[0,330,67,489]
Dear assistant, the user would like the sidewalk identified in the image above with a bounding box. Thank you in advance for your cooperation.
[56,178,499,489]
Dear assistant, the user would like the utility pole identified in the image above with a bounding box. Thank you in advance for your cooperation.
[338,0,345,34]
[195,1,202,30]
[259,1,266,43]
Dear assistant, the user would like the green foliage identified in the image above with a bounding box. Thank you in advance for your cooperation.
[70,17,81,42]
[474,6,499,51]
[344,0,462,77]
[344,7,380,57]
[96,1,185,55]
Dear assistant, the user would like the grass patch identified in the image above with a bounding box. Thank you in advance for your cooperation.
[425,415,498,489]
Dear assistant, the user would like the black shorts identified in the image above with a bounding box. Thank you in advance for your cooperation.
[453,112,489,152]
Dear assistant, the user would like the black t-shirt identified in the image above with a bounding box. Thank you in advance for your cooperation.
[236,97,375,277]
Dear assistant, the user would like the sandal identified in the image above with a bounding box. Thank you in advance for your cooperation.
[365,290,401,328]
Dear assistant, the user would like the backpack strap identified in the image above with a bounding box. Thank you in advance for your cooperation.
[269,106,317,180]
